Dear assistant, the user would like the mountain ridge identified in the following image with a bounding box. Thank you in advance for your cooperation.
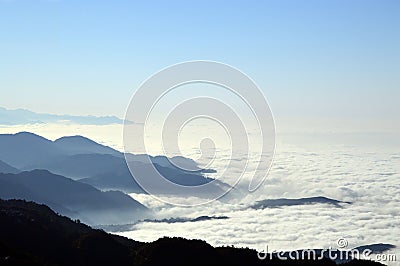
[0,106,126,125]
[0,170,150,225]
[0,198,385,266]
[0,132,222,196]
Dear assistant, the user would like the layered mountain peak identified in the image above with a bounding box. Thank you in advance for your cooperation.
[54,135,121,156]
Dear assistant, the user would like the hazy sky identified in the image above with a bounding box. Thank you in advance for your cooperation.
[1,0,399,124]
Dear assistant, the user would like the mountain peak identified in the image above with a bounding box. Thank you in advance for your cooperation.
[13,131,53,142]
[55,135,97,144]
[0,132,120,169]
[54,135,120,156]
[15,131,45,137]
[24,169,53,175]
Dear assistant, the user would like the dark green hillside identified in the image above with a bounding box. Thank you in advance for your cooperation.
[0,199,384,266]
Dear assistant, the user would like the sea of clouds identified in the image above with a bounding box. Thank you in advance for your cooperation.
[1,123,399,265]
[122,144,400,249]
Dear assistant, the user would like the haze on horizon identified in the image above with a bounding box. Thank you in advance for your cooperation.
[0,0,399,130]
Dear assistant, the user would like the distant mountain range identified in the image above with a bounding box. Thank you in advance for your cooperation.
[0,132,224,195]
[0,106,127,125]
[0,199,386,266]
[0,132,356,226]
[0,132,120,169]
[0,132,226,224]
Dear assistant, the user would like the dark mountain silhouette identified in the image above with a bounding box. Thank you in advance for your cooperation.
[0,170,149,225]
[251,196,351,210]
[101,216,230,232]
[354,243,396,253]
[0,160,19,174]
[0,199,383,266]
[0,199,141,266]
[136,238,384,266]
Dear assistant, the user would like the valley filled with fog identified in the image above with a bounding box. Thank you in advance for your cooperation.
[1,122,398,264]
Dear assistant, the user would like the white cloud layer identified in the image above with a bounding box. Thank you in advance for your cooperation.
[121,144,400,265]
[1,123,398,265]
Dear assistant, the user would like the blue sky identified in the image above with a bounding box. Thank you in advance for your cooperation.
[0,0,399,124]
